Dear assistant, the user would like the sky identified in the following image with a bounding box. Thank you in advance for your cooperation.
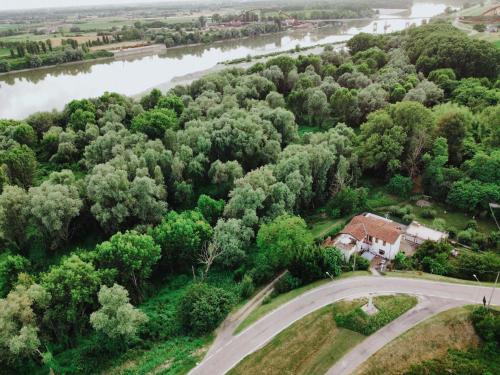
[2,0,193,11]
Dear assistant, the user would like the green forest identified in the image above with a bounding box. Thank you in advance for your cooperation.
[0,22,499,374]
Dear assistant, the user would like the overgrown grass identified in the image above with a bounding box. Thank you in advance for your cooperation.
[385,270,496,286]
[235,271,371,334]
[19,272,240,375]
[334,294,417,335]
[298,125,323,135]
[354,306,482,375]
[0,47,11,57]
[230,295,416,375]
[229,303,366,375]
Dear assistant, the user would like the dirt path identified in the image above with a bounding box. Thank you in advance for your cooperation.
[206,271,286,357]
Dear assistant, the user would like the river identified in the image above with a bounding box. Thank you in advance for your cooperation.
[0,2,449,120]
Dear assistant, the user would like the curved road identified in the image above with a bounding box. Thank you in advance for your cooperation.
[189,276,499,375]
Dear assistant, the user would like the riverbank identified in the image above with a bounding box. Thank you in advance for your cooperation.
[134,42,345,98]
[0,53,115,77]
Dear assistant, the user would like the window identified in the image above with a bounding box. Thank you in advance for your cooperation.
[379,249,385,255]
[383,240,386,246]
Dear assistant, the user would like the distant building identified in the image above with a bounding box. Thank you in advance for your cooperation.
[324,213,404,261]
[404,221,448,245]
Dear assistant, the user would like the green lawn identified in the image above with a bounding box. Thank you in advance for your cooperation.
[235,271,371,334]
[306,214,346,238]
[230,295,416,375]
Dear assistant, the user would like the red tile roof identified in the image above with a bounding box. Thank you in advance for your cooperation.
[341,214,403,244]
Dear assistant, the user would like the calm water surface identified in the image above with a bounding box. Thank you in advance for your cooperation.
[0,2,448,119]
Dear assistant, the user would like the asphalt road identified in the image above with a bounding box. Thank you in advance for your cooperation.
[188,276,499,375]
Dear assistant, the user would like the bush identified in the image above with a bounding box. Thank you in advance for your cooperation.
[394,252,413,270]
[473,24,486,32]
[177,283,235,336]
[240,274,255,299]
[273,273,301,295]
[420,208,437,219]
[432,218,446,231]
[387,174,413,197]
[457,229,488,249]
[471,307,500,344]
[389,205,413,219]
[465,219,478,231]
[351,254,370,271]
[403,213,416,223]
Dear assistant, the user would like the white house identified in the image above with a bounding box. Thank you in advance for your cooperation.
[405,221,448,245]
[325,213,404,260]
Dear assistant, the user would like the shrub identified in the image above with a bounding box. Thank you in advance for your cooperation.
[240,274,255,299]
[432,218,446,231]
[403,213,416,223]
[273,273,301,295]
[420,208,437,219]
[394,252,413,270]
[465,219,478,231]
[351,254,370,271]
[473,24,486,32]
[177,283,234,336]
[387,174,413,197]
[471,306,500,343]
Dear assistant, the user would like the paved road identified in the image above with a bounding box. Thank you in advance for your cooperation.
[326,296,464,375]
[188,276,499,375]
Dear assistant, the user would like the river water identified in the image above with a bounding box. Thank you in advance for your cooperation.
[0,2,448,119]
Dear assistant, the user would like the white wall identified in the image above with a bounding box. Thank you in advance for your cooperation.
[368,235,402,260]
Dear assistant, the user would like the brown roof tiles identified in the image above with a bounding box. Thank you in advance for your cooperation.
[341,214,402,244]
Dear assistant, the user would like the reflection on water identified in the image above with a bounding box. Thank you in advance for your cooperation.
[0,2,448,119]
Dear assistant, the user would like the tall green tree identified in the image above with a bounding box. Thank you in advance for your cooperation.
[90,284,147,341]
[94,231,161,302]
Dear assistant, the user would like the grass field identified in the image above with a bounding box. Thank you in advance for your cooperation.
[385,270,496,286]
[229,303,366,375]
[0,47,11,57]
[306,214,346,238]
[354,306,481,375]
[235,271,371,334]
[230,295,416,375]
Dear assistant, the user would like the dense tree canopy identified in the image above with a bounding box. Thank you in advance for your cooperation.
[0,22,499,375]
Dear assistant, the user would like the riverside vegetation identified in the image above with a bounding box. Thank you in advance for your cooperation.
[0,21,498,374]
